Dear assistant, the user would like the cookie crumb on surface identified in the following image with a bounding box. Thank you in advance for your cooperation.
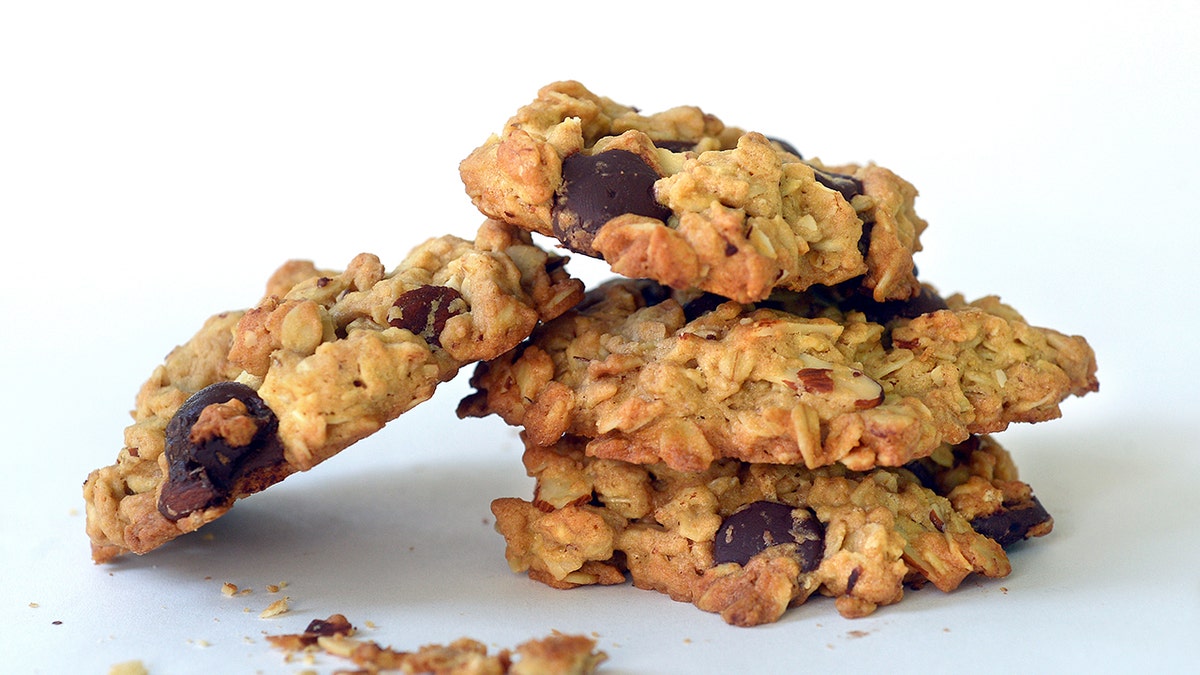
[107,661,148,675]
[258,597,290,619]
[267,616,606,674]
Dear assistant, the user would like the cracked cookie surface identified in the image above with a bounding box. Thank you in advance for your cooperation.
[460,80,927,303]
[459,279,1098,472]
[83,221,584,562]
[491,432,1050,626]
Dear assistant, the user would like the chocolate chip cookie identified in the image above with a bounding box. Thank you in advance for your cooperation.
[459,80,927,303]
[83,221,584,562]
[459,278,1098,472]
[491,432,1050,626]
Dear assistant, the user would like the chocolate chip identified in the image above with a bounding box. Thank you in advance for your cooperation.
[713,501,824,572]
[551,149,672,256]
[158,382,284,521]
[970,496,1053,548]
[846,284,950,326]
[812,168,864,202]
[304,614,353,637]
[654,139,696,153]
[768,137,803,159]
[681,292,729,322]
[389,285,466,348]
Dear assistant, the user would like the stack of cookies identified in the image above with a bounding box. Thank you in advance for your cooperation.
[82,79,1097,631]
[454,81,1099,626]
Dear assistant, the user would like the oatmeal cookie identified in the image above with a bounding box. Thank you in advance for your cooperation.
[459,80,926,303]
[491,432,1050,626]
[83,221,584,562]
[459,279,1098,472]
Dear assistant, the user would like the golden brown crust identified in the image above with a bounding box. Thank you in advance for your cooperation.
[491,433,1033,626]
[84,222,584,562]
[460,81,925,303]
[461,279,1098,473]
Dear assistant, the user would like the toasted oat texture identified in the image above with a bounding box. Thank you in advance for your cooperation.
[83,221,584,563]
[459,80,926,303]
[460,279,1098,472]
[492,433,1047,626]
[267,615,606,675]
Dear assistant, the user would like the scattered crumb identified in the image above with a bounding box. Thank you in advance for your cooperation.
[52,620,63,626]
[259,597,291,619]
[944,627,951,633]
[202,533,215,541]
[28,602,39,609]
[267,617,606,674]
[364,620,377,630]
[108,660,148,675]
[846,630,872,639]
[69,508,80,516]
[1000,587,1009,594]
[221,583,238,597]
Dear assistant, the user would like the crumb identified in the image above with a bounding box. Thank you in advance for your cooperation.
[265,584,280,593]
[107,661,148,675]
[267,616,606,674]
[259,597,291,619]
[52,621,63,626]
[221,583,238,597]
[364,620,377,630]
[1000,587,1009,594]
[846,630,871,639]
[28,602,39,609]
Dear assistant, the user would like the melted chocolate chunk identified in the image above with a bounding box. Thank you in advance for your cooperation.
[846,284,950,326]
[971,496,1053,548]
[768,137,803,159]
[681,292,730,322]
[654,139,697,153]
[713,501,824,572]
[551,149,672,256]
[812,168,864,202]
[158,382,284,521]
[389,285,466,348]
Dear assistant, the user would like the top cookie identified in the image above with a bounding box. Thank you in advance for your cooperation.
[83,220,584,562]
[459,80,926,303]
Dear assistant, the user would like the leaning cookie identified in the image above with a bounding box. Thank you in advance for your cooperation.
[83,221,584,563]
[459,80,926,303]
[491,432,1050,626]
[459,279,1097,472]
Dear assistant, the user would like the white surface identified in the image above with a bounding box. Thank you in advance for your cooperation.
[2,2,1198,673]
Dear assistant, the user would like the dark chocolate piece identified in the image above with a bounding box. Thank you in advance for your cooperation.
[768,137,803,159]
[158,382,284,521]
[713,501,824,572]
[811,168,864,202]
[654,139,696,153]
[551,149,672,256]
[389,285,467,348]
[970,496,1053,548]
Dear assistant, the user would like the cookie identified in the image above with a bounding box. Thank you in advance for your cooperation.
[491,432,1051,626]
[459,278,1098,472]
[459,80,927,304]
[83,221,584,563]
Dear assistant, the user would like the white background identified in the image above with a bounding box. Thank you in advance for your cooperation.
[2,2,1197,673]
